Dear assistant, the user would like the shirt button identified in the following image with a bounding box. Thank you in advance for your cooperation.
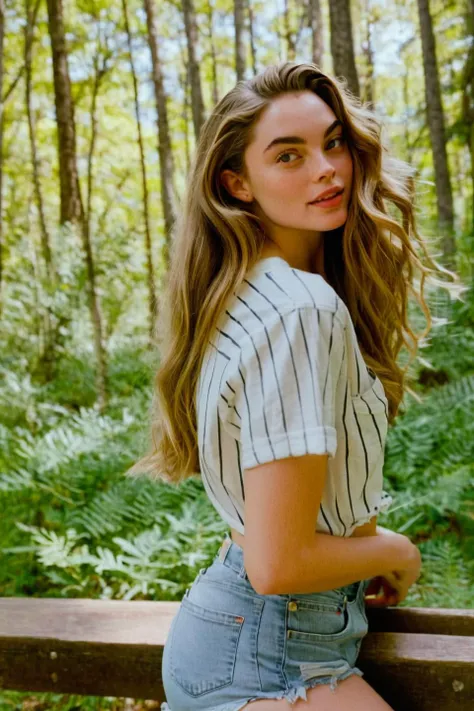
[288,601,298,611]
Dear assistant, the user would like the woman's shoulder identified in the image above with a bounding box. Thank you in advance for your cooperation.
[217,258,347,352]
[240,256,344,316]
[245,256,340,313]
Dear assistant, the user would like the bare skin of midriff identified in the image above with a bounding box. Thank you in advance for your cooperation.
[230,515,377,550]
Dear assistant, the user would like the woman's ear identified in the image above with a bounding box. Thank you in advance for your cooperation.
[220,169,253,203]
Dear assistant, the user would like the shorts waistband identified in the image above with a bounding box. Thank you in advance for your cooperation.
[215,534,366,599]
[216,534,249,580]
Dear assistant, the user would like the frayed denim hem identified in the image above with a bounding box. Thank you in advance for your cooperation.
[160,665,364,710]
[285,664,364,701]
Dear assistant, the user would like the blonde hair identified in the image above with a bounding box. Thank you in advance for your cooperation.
[126,61,464,485]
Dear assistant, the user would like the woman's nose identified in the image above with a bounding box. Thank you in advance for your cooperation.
[310,154,336,181]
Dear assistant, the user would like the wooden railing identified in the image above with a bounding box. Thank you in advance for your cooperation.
[0,598,473,709]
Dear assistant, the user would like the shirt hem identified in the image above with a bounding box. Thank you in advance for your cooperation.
[241,427,337,470]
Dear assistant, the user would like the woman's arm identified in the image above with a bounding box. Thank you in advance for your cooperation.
[263,524,413,595]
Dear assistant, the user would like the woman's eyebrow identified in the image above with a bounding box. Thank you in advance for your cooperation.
[263,119,342,153]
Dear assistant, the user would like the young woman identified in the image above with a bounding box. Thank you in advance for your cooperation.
[127,61,460,710]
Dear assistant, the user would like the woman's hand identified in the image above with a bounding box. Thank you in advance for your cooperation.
[365,529,422,607]
[364,575,400,607]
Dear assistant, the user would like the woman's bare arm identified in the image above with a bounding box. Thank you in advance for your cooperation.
[242,452,412,595]
[264,526,412,595]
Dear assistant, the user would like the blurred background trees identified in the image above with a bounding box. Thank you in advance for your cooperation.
[0,0,473,705]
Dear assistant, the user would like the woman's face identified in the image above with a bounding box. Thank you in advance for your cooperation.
[221,90,353,263]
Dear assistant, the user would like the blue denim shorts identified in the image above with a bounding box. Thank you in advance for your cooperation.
[161,534,372,711]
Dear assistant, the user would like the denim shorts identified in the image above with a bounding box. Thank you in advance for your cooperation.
[161,534,372,711]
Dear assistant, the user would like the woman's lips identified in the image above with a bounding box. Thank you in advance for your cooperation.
[309,189,344,207]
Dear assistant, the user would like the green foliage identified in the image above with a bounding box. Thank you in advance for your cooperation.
[0,281,473,611]
[375,285,474,570]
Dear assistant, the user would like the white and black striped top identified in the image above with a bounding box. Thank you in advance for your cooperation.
[196,256,394,537]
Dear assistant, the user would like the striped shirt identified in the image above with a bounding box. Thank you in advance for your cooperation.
[196,256,394,537]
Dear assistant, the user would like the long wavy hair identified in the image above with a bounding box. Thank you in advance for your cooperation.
[126,61,463,485]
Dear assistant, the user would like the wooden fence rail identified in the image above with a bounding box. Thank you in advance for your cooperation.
[0,598,473,710]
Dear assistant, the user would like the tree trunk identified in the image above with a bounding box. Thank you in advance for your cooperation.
[461,0,474,232]
[45,0,108,409]
[0,0,4,313]
[283,0,296,61]
[205,0,219,105]
[181,0,205,140]
[122,0,157,347]
[178,44,192,175]
[246,0,257,76]
[328,0,360,98]
[402,67,411,164]
[25,0,54,282]
[25,0,59,381]
[399,35,416,164]
[234,0,246,81]
[45,0,82,224]
[28,192,43,363]
[143,0,177,274]
[361,0,376,108]
[416,0,455,266]
[309,0,324,70]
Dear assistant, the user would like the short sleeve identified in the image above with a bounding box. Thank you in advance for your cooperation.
[218,305,345,470]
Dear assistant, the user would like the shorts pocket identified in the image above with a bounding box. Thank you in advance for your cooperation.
[286,596,351,642]
[169,595,244,697]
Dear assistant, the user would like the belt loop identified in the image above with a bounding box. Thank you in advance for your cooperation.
[218,536,232,563]
[238,563,248,579]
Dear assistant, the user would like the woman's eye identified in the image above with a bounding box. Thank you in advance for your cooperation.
[328,135,345,149]
[276,136,345,164]
[276,151,299,164]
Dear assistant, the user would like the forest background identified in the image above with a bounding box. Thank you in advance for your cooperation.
[0,0,473,708]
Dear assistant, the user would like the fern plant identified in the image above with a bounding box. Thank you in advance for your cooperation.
[0,282,472,608]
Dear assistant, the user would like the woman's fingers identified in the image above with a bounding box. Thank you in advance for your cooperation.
[364,576,399,607]
[365,576,383,596]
